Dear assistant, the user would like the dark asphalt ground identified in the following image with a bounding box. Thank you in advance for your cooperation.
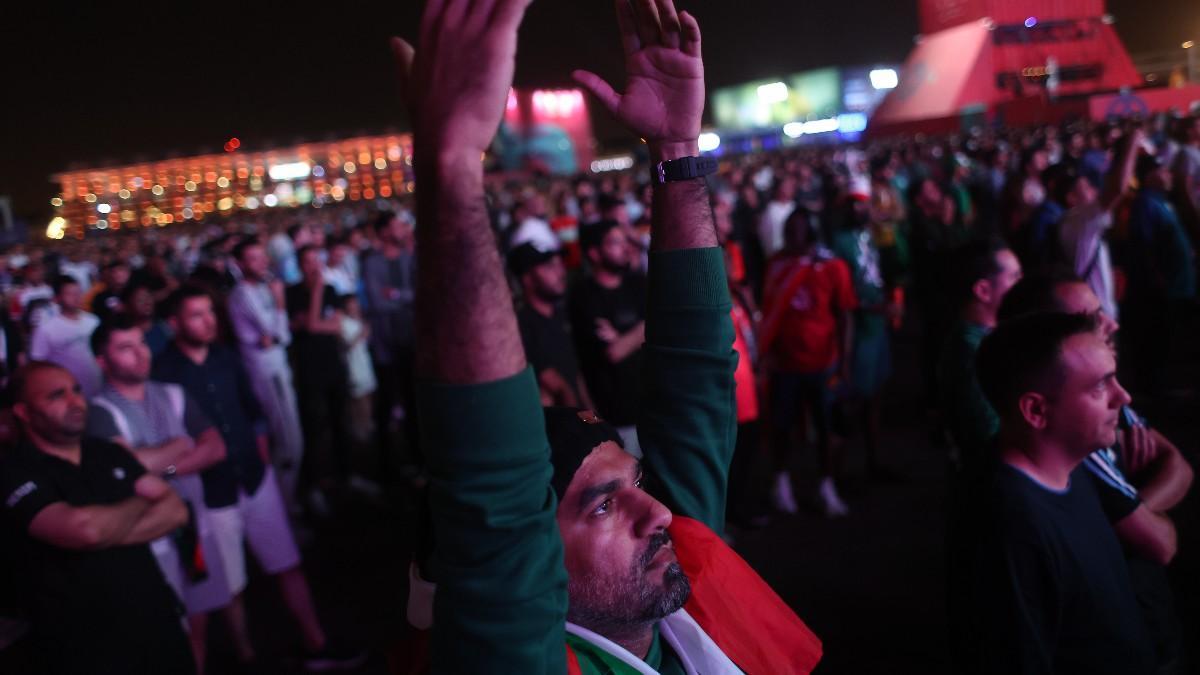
[3,317,1197,674]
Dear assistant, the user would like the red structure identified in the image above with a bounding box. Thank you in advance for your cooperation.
[869,0,1142,135]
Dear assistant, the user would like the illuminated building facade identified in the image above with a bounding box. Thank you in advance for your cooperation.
[49,134,414,239]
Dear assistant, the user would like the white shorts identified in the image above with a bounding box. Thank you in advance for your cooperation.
[151,475,233,616]
[207,468,302,596]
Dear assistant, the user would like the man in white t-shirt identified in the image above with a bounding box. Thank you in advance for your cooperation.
[757,177,797,258]
[29,275,102,397]
[1058,128,1141,322]
[509,192,561,252]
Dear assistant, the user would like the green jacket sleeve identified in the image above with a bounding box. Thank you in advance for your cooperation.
[418,368,568,674]
[938,330,1000,465]
[639,247,738,533]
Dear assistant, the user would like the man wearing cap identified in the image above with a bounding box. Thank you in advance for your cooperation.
[569,219,646,453]
[831,180,896,480]
[510,242,591,408]
[394,0,821,672]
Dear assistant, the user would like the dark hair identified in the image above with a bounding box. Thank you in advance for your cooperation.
[6,361,70,406]
[597,194,624,214]
[374,211,397,232]
[102,260,130,272]
[296,244,321,262]
[90,314,144,357]
[231,237,261,261]
[996,267,1083,323]
[162,284,212,319]
[52,274,80,296]
[579,220,620,253]
[334,293,359,311]
[947,237,1009,308]
[118,280,152,306]
[976,312,1098,419]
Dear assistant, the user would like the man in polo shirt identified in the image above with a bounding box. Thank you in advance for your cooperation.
[84,315,229,670]
[0,361,194,674]
[152,285,364,672]
[396,0,821,672]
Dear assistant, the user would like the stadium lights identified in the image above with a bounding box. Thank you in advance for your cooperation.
[756,82,790,103]
[869,68,899,90]
[698,132,722,152]
[590,155,635,173]
[783,117,845,138]
[268,162,312,181]
[1184,41,1195,49]
[46,217,66,240]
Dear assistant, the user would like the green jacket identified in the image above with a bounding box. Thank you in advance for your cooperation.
[419,247,737,674]
[937,319,998,470]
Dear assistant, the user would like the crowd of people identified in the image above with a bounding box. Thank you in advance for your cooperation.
[1,0,1198,672]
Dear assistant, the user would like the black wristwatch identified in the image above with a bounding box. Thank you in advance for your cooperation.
[654,155,718,184]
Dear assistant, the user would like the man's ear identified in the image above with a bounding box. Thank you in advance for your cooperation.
[11,402,29,427]
[1018,392,1050,431]
[972,279,993,306]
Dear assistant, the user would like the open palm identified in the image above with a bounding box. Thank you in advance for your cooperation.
[574,0,704,147]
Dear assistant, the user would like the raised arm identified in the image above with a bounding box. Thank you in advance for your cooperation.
[576,0,736,530]
[395,1,567,672]
[1099,129,1140,212]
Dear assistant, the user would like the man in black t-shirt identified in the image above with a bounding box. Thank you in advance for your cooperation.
[509,243,590,408]
[568,220,646,452]
[960,313,1155,674]
[0,361,194,674]
[285,246,349,509]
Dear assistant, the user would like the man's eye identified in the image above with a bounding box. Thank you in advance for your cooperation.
[594,499,612,516]
[634,477,643,489]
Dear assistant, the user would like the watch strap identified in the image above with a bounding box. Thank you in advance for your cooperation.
[655,155,718,184]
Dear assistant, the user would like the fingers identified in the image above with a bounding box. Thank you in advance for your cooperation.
[440,0,473,31]
[653,0,681,49]
[490,0,536,33]
[679,10,701,57]
[615,0,642,58]
[390,37,416,102]
[572,70,622,115]
[630,0,662,50]
[420,0,447,50]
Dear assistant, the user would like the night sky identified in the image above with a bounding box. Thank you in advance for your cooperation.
[2,0,1196,221]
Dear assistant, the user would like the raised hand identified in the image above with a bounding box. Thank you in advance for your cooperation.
[392,0,535,164]
[573,0,704,160]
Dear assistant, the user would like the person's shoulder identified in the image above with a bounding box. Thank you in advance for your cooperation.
[81,436,135,463]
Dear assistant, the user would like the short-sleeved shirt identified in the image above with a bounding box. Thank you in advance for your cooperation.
[516,302,583,403]
[568,273,647,427]
[1128,189,1197,301]
[960,463,1155,674]
[152,343,268,507]
[86,382,213,449]
[285,282,346,383]
[831,227,888,339]
[762,252,857,374]
[0,439,190,670]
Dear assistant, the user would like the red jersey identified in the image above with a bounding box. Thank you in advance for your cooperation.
[760,252,857,374]
[730,301,759,423]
